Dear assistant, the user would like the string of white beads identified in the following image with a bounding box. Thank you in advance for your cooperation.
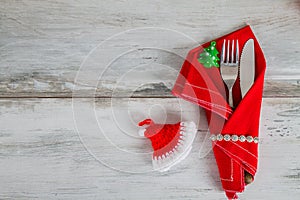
[210,134,259,143]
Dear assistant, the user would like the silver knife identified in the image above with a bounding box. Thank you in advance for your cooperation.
[240,39,255,98]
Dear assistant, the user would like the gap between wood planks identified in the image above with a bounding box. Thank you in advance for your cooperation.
[0,96,299,99]
[0,79,298,98]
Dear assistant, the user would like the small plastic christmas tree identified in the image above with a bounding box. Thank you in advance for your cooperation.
[198,41,220,68]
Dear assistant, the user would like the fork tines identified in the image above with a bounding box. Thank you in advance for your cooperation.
[221,39,239,66]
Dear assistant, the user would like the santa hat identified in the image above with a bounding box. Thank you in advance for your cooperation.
[138,119,197,172]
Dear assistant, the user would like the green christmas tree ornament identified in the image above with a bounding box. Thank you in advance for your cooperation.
[198,41,220,68]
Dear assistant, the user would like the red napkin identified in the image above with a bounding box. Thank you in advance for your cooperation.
[172,25,266,199]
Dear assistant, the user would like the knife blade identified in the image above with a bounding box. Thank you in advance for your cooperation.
[240,39,255,98]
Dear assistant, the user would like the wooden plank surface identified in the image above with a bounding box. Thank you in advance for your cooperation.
[0,0,299,97]
[0,98,299,199]
[1,0,300,199]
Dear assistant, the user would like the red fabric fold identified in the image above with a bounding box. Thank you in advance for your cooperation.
[172,25,266,199]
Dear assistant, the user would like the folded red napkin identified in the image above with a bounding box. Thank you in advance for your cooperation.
[172,25,266,199]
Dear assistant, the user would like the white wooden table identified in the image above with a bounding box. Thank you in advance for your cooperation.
[0,0,299,199]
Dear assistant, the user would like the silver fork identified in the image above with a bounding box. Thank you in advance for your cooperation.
[220,39,239,108]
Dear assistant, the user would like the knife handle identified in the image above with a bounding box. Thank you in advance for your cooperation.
[244,170,253,185]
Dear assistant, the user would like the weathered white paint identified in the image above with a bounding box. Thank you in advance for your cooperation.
[0,0,299,199]
[0,0,299,97]
[0,98,299,199]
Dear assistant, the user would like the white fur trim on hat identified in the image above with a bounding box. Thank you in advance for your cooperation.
[152,121,197,172]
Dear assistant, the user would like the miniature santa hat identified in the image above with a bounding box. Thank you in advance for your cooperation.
[138,119,197,172]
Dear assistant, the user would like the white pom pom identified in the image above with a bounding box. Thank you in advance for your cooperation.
[138,128,146,137]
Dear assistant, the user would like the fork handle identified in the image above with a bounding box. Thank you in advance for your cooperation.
[229,88,234,108]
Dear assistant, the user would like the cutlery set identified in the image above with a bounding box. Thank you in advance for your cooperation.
[220,39,255,108]
[219,38,256,184]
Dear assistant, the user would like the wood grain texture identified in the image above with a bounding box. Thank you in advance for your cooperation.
[1,1,299,199]
[0,98,299,199]
[0,0,299,97]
